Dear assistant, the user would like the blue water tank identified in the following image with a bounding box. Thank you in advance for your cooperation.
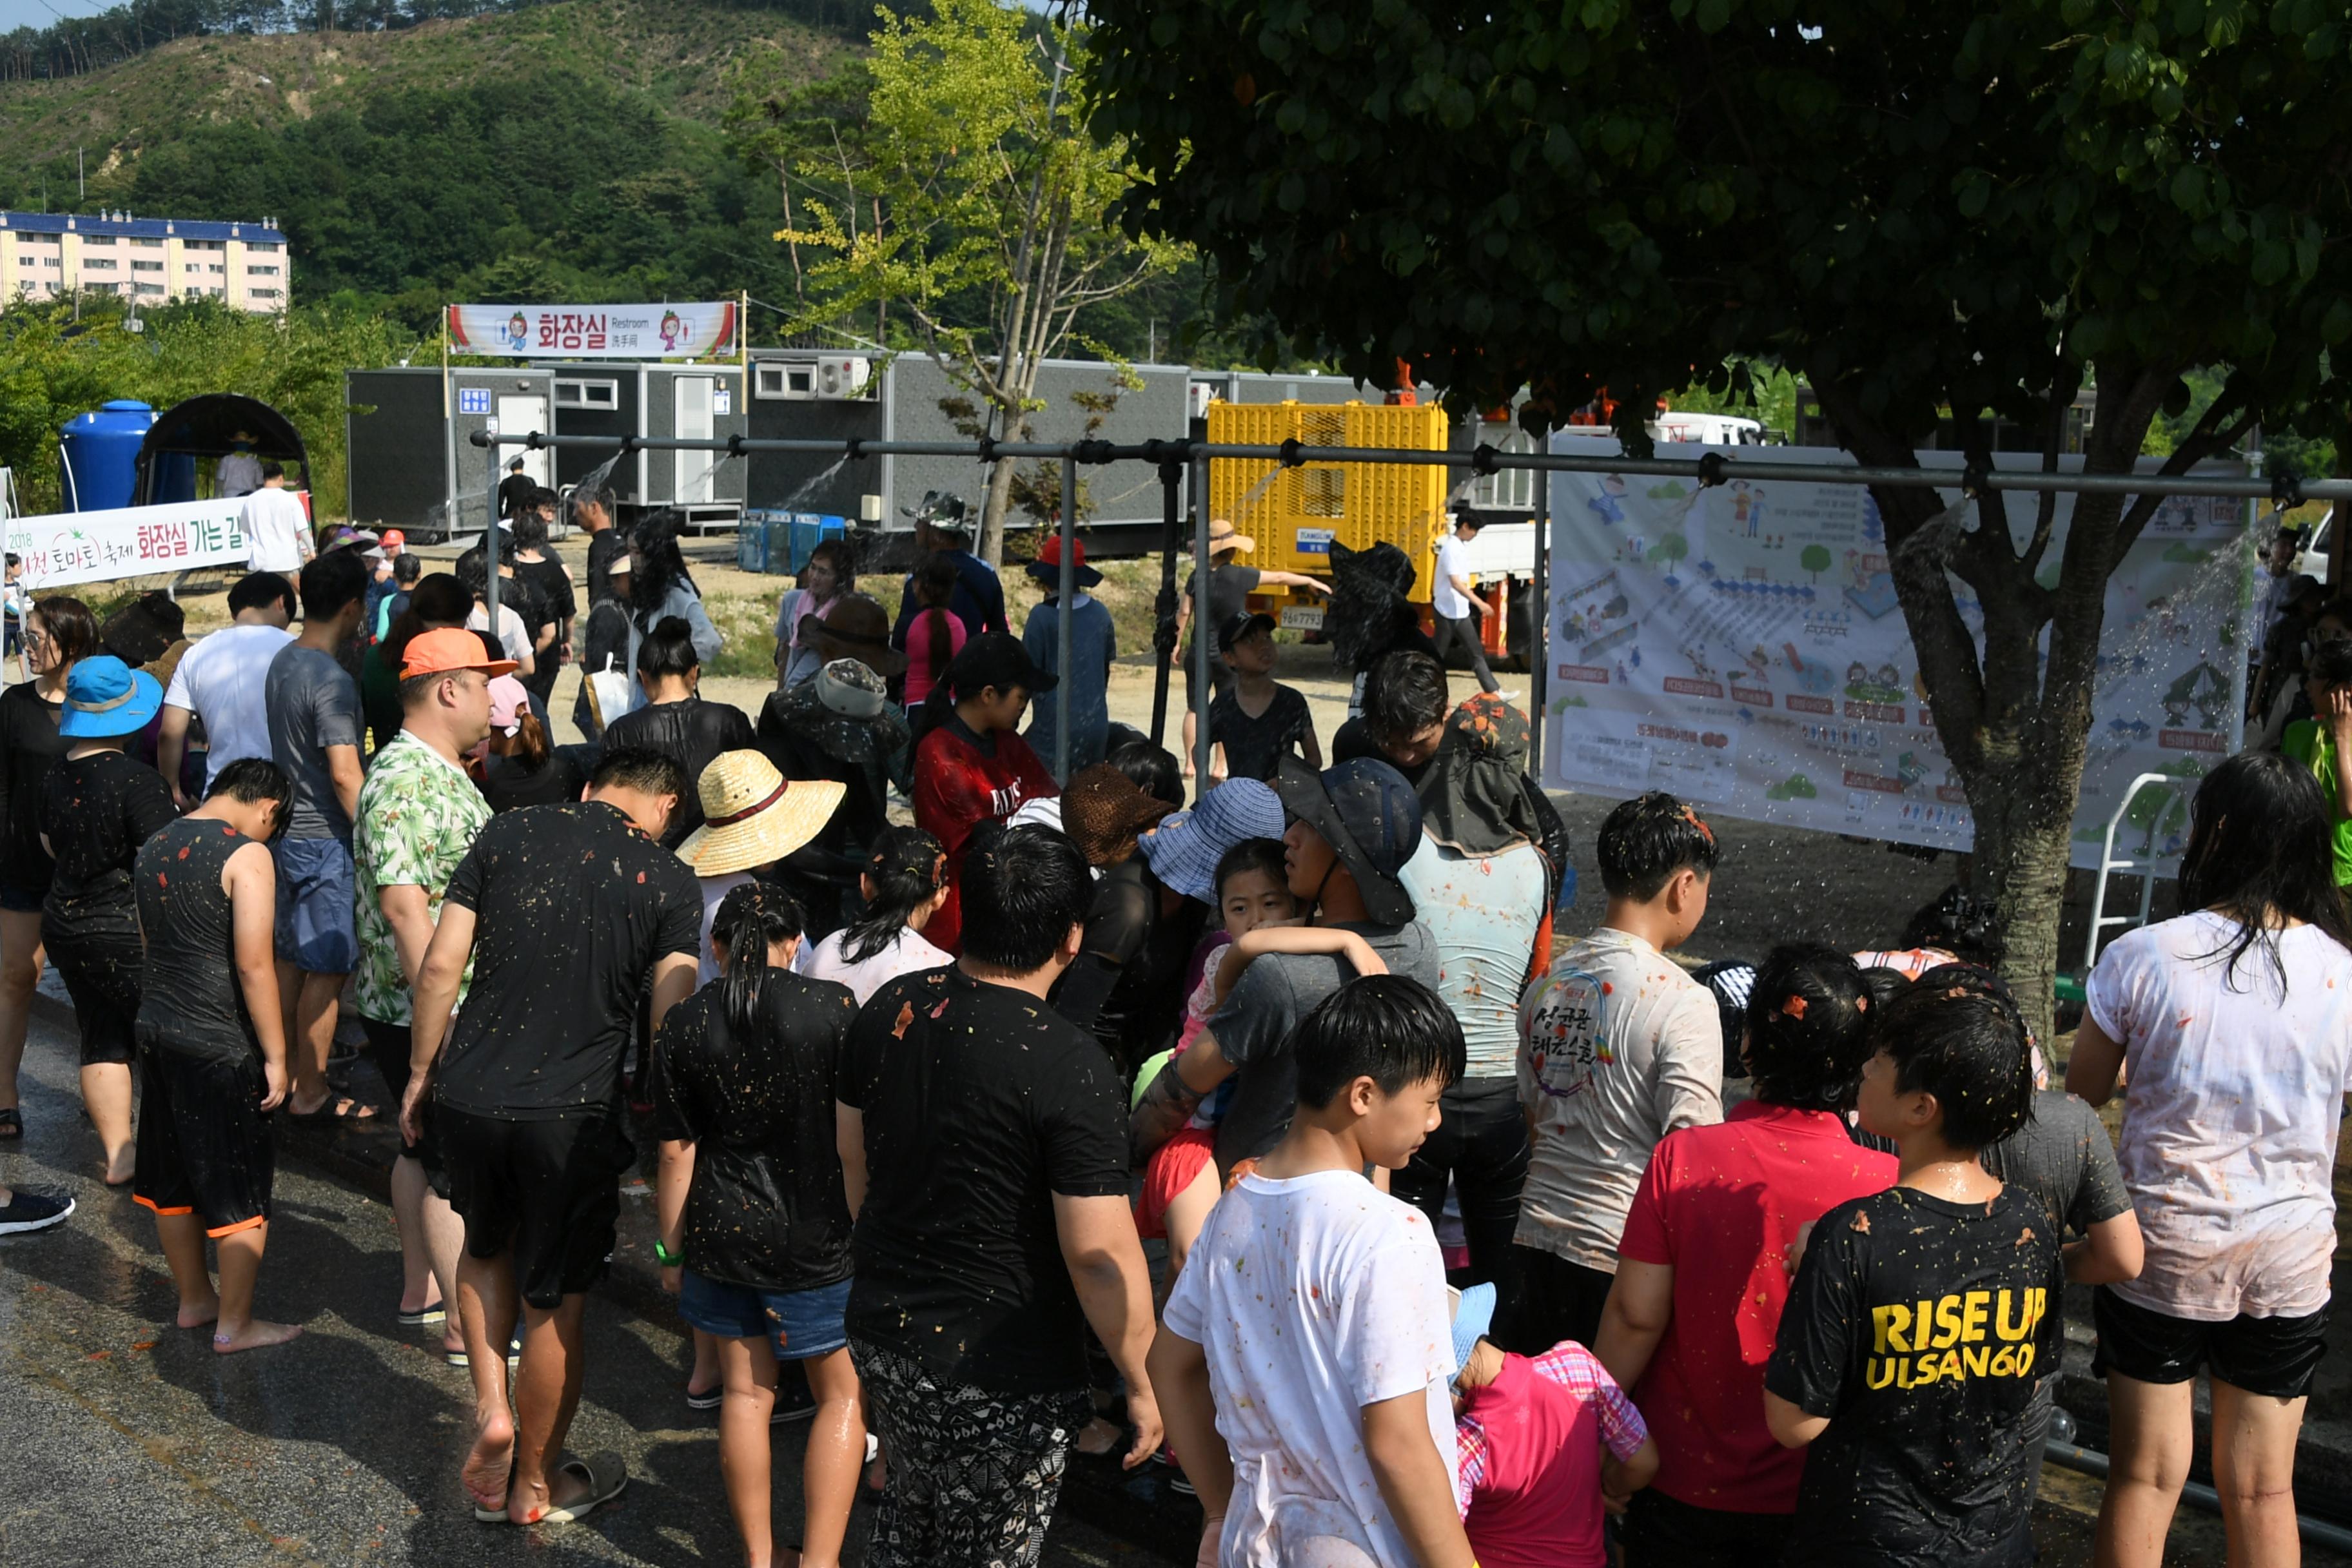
[59,400,155,513]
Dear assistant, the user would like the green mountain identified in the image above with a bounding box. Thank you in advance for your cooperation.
[0,1,864,327]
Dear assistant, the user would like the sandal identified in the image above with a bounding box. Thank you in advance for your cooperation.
[284,1096,378,1125]
[0,1107,22,1141]
[518,1451,627,1525]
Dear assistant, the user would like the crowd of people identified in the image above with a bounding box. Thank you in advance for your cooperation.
[0,500,2344,1568]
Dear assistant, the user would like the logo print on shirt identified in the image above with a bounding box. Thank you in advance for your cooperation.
[1526,968,1611,1100]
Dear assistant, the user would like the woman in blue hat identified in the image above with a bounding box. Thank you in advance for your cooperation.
[39,654,176,1182]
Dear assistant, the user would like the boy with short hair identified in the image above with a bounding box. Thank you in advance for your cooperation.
[1207,611,1319,782]
[1151,974,1474,1568]
[1509,791,1723,1351]
[1763,969,2061,1567]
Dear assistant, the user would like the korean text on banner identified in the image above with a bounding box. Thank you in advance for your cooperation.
[446,301,741,360]
[1543,442,2252,872]
[6,496,255,590]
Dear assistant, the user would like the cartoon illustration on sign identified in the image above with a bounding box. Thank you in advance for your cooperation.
[2161,660,2231,730]
[660,309,687,353]
[1587,475,1629,525]
[502,311,530,351]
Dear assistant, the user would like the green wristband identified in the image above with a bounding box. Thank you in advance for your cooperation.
[654,1239,682,1268]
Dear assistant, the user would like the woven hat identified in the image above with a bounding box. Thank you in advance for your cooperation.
[1272,755,1423,926]
[1207,517,1255,555]
[1061,762,1179,868]
[1137,777,1284,901]
[59,655,162,739]
[676,750,846,876]
[803,593,907,678]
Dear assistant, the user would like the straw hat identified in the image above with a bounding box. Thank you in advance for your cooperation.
[1060,762,1178,868]
[1207,518,1255,555]
[676,750,845,876]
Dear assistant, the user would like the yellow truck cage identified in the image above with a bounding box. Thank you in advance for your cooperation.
[1206,399,1451,629]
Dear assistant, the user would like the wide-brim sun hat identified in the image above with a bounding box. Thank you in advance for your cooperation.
[1137,776,1285,902]
[770,660,910,767]
[1271,754,1422,926]
[803,593,907,678]
[1449,1282,1496,1389]
[1061,761,1179,868]
[1026,534,1104,588]
[1206,517,1255,555]
[59,655,162,739]
[677,750,847,876]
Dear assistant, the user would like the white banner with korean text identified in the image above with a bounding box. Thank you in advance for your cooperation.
[446,300,741,360]
[6,496,260,589]
[1543,442,2254,870]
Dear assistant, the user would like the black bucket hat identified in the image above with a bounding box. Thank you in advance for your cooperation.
[1271,755,1423,926]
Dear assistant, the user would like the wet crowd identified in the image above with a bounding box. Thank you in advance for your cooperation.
[0,502,2346,1568]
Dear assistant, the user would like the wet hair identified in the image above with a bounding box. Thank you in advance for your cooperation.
[1110,739,1184,808]
[710,880,807,1038]
[1213,838,1290,899]
[299,549,369,621]
[1868,965,2035,1152]
[843,826,948,966]
[382,573,473,681]
[805,538,855,594]
[510,509,549,551]
[1745,943,1873,1113]
[206,756,292,838]
[2311,596,2352,635]
[2179,751,2352,990]
[1899,885,2004,967]
[503,708,553,770]
[1293,974,1466,1108]
[260,460,286,481]
[228,570,295,618]
[634,615,700,680]
[914,553,960,688]
[958,823,1092,972]
[1362,649,1449,746]
[1596,791,1718,900]
[27,594,100,663]
[567,489,610,530]
[455,547,490,602]
[2308,638,2352,689]
[629,511,697,621]
[589,745,686,801]
[910,632,1037,749]
[393,553,422,587]
[1857,965,1914,1014]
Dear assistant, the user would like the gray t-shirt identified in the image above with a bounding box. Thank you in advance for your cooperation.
[1209,919,1439,1172]
[265,643,363,843]
[1979,1088,2132,1239]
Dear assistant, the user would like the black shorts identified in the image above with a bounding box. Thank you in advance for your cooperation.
[1182,652,1233,707]
[45,928,141,1067]
[1623,1489,1792,1567]
[2093,1287,2330,1400]
[439,1106,634,1310]
[361,1017,447,1196]
[1494,1244,1617,1356]
[132,1041,275,1237]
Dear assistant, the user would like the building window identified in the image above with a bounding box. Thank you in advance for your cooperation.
[248,264,279,277]
[82,235,115,246]
[83,257,117,270]
[250,288,280,300]
[131,237,162,248]
[132,260,162,273]
[1467,427,1538,512]
[554,378,620,409]
[248,242,282,253]
[135,282,164,295]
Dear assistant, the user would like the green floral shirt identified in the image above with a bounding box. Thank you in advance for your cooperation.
[353,731,493,1024]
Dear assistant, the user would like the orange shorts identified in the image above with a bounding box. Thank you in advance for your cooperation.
[1133,1127,1216,1241]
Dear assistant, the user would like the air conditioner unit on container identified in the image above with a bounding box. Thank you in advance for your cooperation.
[818,357,873,399]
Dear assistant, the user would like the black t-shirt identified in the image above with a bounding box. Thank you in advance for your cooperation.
[497,472,536,520]
[1056,858,1207,1072]
[1765,1183,2064,1567]
[1182,562,1262,665]
[652,972,859,1291]
[435,800,703,1118]
[1207,682,1313,782]
[599,696,760,848]
[133,817,260,1063]
[0,681,69,894]
[585,529,625,607]
[41,750,179,945]
[840,964,1129,1393]
[513,554,576,628]
[480,746,593,814]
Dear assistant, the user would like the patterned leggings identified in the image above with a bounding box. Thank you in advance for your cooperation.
[853,1339,1093,1568]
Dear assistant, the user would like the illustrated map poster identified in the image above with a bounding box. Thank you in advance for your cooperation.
[1543,442,2253,870]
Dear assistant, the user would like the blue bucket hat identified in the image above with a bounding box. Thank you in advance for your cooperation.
[59,655,162,740]
[1449,1282,1496,1389]
[1271,756,1424,926]
[1138,778,1284,902]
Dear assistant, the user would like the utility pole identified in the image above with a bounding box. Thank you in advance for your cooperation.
[77,148,84,202]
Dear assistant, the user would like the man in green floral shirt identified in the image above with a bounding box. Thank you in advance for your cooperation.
[355,628,510,1349]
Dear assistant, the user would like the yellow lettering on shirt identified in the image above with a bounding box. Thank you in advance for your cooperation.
[1874,1303,1912,1354]
[1963,1290,1991,1342]
[1995,1289,2035,1342]
[1934,1295,1967,1349]
[1862,1288,2044,1391]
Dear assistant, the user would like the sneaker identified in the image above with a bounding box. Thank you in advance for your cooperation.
[0,1188,75,1235]
[686,1384,723,1412]
[770,1373,816,1424]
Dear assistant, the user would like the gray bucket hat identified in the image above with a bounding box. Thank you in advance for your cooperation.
[1271,756,1424,925]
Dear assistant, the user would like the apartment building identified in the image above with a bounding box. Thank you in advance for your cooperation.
[0,210,289,311]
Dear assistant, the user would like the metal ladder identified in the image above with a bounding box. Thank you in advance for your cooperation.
[2073,771,2193,990]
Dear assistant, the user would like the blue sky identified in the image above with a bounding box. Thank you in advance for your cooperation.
[0,0,115,30]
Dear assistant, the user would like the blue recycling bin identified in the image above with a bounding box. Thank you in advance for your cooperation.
[736,510,772,574]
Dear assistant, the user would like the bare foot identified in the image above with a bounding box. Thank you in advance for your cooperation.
[103,1154,136,1186]
[212,1320,302,1354]
[462,1407,516,1514]
[176,1300,220,1329]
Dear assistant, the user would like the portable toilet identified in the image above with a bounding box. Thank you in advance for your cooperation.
[59,400,157,513]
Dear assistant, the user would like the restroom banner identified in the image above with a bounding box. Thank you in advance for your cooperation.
[1542,442,2253,870]
[6,495,259,589]
[446,300,740,360]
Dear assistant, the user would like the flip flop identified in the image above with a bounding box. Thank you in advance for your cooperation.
[0,1107,23,1140]
[520,1452,627,1525]
[396,1302,447,1326]
[469,1460,514,1523]
[284,1097,379,1125]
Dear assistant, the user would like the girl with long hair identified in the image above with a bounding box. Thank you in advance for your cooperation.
[627,510,723,677]
[0,594,100,1142]
[654,881,864,1568]
[794,827,952,1004]
[2068,752,2352,1567]
[901,552,965,710]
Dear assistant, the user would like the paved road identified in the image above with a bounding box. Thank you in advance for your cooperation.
[0,1012,1160,1568]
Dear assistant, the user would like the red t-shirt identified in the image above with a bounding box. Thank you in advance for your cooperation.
[1456,1343,1649,1568]
[1616,1101,1897,1514]
[912,719,1058,955]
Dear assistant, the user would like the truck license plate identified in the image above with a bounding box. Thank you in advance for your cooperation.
[1280,606,1326,631]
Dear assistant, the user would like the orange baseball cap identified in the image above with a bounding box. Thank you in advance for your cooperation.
[400,626,518,680]
[380,529,406,553]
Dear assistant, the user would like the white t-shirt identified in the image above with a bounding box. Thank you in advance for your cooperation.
[794,925,952,1006]
[1431,533,1471,620]
[1514,928,1724,1271]
[162,623,295,786]
[2086,910,2352,1320]
[216,451,264,498]
[466,603,531,667]
[1162,1169,1457,1568]
[696,872,757,985]
[239,486,310,573]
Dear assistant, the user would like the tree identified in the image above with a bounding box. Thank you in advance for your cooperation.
[1087,0,2352,1039]
[1801,545,1831,584]
[765,0,1175,564]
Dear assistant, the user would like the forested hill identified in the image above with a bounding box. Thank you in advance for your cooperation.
[0,0,888,328]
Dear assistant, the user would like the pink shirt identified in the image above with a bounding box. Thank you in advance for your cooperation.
[903,608,966,706]
[1457,1343,1649,1568]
